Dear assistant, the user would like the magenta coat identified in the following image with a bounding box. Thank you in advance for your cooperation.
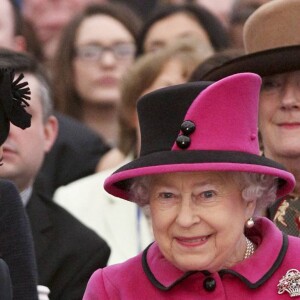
[83,217,300,299]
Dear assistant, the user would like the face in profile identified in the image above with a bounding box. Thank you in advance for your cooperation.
[143,12,212,54]
[73,14,136,107]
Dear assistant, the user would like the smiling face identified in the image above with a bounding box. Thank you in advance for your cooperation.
[149,171,254,272]
[73,14,135,107]
[259,70,300,161]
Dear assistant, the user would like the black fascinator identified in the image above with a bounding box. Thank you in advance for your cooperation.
[0,69,31,145]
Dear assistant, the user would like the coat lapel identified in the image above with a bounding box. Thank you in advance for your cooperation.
[26,192,53,262]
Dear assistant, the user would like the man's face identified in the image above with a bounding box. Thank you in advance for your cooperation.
[259,70,300,160]
[0,74,57,191]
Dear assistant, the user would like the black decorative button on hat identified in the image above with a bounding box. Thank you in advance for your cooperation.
[180,120,196,135]
[176,120,196,149]
[176,135,191,149]
[203,277,216,292]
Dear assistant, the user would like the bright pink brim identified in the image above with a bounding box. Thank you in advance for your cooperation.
[104,162,295,201]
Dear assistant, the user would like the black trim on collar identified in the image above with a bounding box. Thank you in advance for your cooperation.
[142,243,206,291]
[142,234,288,291]
[219,233,288,288]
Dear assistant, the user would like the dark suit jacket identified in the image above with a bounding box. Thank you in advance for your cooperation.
[0,180,38,300]
[0,258,12,300]
[35,113,110,197]
[26,191,110,300]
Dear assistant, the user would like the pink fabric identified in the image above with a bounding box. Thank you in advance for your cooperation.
[104,163,295,200]
[172,73,261,154]
[83,217,300,299]
[103,73,295,201]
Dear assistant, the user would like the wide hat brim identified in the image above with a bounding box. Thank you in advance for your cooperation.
[104,149,295,201]
[201,45,300,81]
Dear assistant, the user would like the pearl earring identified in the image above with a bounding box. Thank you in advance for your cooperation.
[246,217,254,228]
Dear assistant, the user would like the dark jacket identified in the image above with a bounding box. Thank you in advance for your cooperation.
[35,113,110,197]
[0,259,12,300]
[26,190,110,300]
[0,180,38,300]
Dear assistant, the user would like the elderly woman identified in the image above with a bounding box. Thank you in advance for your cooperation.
[83,73,300,299]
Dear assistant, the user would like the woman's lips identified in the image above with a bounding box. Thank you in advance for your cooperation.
[278,122,300,129]
[2,145,17,158]
[99,76,118,86]
[175,235,210,247]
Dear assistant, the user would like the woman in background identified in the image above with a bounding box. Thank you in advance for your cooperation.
[51,3,141,146]
[136,3,229,56]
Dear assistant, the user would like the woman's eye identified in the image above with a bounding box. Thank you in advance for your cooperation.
[159,192,174,199]
[261,78,282,92]
[200,190,215,199]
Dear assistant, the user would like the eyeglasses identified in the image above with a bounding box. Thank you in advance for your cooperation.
[75,43,136,61]
[261,71,300,96]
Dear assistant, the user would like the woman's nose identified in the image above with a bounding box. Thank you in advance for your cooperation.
[99,50,117,67]
[176,197,201,228]
[280,80,300,110]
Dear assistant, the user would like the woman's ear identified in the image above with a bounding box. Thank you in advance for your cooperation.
[245,198,257,219]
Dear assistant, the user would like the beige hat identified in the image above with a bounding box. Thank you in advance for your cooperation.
[201,0,300,80]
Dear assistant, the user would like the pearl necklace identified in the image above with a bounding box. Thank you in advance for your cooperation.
[244,238,255,260]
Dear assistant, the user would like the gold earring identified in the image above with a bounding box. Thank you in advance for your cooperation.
[246,217,254,228]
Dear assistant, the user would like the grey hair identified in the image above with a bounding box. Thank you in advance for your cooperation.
[129,171,278,215]
[35,73,54,123]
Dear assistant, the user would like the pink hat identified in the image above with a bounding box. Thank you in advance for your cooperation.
[104,73,295,200]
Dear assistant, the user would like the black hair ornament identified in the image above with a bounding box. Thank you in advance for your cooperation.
[0,69,31,145]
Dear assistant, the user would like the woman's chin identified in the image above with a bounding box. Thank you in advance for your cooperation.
[171,254,216,272]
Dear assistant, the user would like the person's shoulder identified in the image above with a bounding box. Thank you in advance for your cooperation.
[280,235,300,268]
[84,253,144,298]
[287,235,300,252]
[0,179,23,208]
[0,259,12,300]
[55,172,105,196]
[54,112,108,147]
[53,171,110,208]
[96,148,126,172]
[36,193,110,249]
[95,253,142,281]
[0,179,19,196]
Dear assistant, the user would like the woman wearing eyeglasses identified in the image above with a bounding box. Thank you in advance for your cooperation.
[51,3,141,146]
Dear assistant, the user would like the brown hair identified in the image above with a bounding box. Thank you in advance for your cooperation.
[51,2,141,119]
[118,36,214,155]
